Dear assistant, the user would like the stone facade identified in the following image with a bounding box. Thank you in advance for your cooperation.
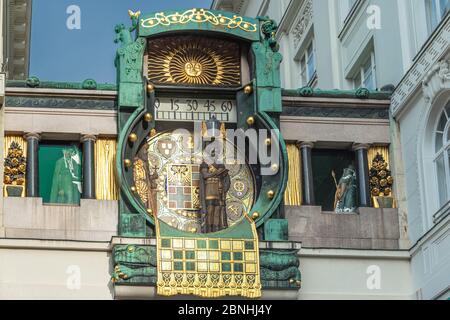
[212,0,450,300]
[0,82,412,299]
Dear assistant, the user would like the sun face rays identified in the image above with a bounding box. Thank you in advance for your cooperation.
[147,36,241,87]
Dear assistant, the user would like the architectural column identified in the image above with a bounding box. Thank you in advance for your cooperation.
[81,135,96,199]
[24,133,40,197]
[353,143,371,208]
[298,142,315,206]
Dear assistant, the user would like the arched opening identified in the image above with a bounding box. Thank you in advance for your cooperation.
[422,92,450,224]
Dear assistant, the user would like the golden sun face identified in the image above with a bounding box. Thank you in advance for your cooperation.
[147,36,241,86]
[184,61,203,77]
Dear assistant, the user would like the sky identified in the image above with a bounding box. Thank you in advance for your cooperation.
[29,0,213,84]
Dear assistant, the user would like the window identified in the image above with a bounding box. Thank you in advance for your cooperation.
[299,39,317,86]
[434,101,450,207]
[39,142,83,205]
[353,52,376,90]
[426,0,450,33]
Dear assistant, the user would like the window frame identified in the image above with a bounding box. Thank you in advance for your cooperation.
[353,51,377,90]
[433,105,450,207]
[426,0,450,33]
[299,38,317,87]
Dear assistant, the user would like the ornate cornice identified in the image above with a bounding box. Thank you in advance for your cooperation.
[291,0,313,49]
[6,0,32,80]
[391,15,450,117]
[5,96,116,110]
[6,79,117,91]
[282,105,389,120]
[422,60,450,103]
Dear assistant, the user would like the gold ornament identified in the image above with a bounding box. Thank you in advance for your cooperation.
[128,10,141,19]
[147,84,155,92]
[387,176,394,185]
[252,212,260,220]
[244,85,253,94]
[246,116,255,126]
[144,113,153,122]
[146,36,241,86]
[124,159,132,168]
[265,138,272,146]
[129,133,138,143]
[372,188,380,196]
[267,190,275,199]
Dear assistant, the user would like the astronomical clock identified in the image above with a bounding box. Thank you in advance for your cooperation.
[111,8,300,299]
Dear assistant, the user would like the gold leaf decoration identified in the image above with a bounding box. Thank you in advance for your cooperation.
[147,36,241,86]
[4,141,26,186]
[141,8,257,33]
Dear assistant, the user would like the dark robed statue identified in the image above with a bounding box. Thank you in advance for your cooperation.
[333,165,357,213]
[199,162,230,233]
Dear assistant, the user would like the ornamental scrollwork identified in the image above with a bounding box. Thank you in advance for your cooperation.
[141,8,257,33]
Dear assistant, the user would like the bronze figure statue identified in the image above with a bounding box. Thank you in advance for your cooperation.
[332,165,357,213]
[199,162,230,233]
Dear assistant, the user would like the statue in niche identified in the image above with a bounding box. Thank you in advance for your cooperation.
[199,160,230,233]
[50,146,82,204]
[199,116,230,233]
[332,165,357,213]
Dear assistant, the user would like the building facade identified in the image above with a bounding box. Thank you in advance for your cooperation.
[212,0,450,300]
[0,1,447,300]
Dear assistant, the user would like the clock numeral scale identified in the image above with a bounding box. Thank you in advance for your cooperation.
[154,97,237,123]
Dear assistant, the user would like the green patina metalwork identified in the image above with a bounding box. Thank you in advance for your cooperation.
[111,245,157,284]
[138,9,260,41]
[112,244,301,290]
[114,10,289,238]
[282,87,393,100]
[6,79,117,91]
[5,96,116,110]
[260,249,301,289]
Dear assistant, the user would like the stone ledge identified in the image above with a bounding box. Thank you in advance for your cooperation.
[286,206,401,250]
[113,285,299,300]
[3,197,118,242]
